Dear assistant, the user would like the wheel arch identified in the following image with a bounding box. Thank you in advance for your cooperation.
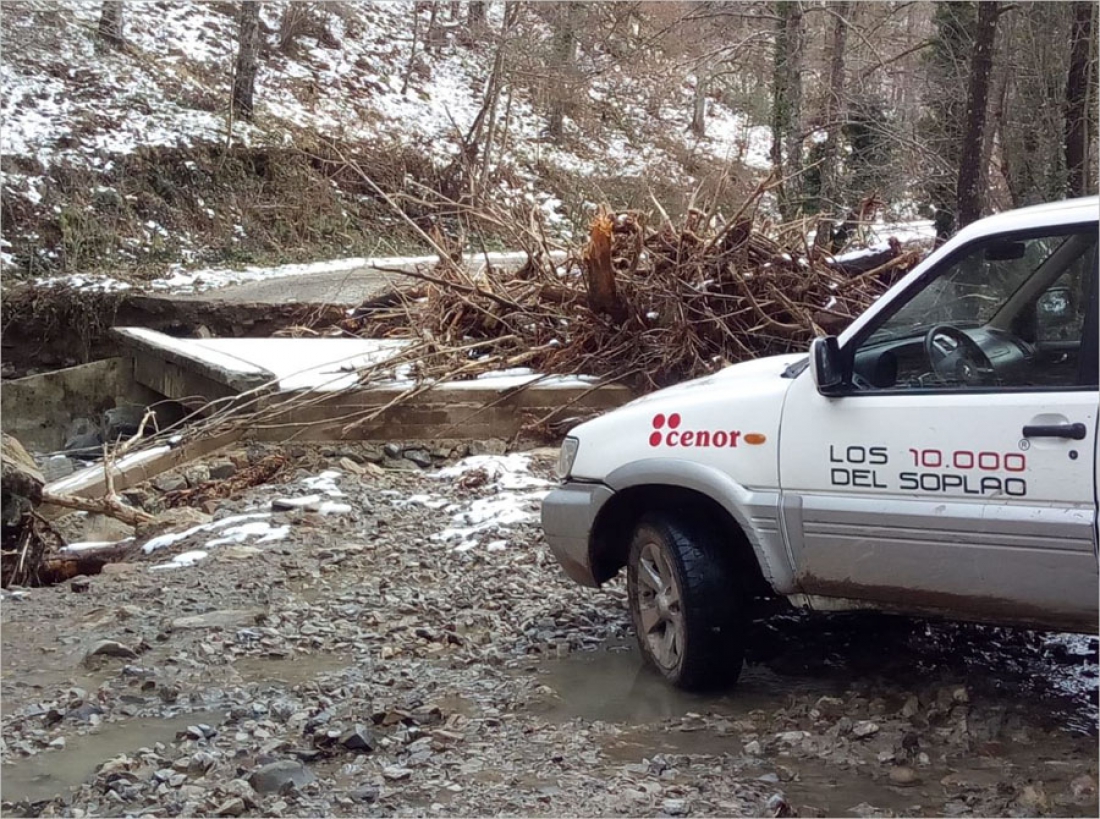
[590,459,797,594]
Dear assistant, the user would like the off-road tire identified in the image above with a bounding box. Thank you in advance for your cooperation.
[627,512,747,691]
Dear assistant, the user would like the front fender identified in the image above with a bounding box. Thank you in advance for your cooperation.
[604,459,796,594]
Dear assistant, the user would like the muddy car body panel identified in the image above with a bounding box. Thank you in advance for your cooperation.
[542,196,1100,638]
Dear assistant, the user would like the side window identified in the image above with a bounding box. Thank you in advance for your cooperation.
[849,229,1097,392]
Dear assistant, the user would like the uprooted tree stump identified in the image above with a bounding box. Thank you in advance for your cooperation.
[583,206,627,324]
[2,432,156,587]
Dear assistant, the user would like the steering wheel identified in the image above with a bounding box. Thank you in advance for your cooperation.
[923,325,996,386]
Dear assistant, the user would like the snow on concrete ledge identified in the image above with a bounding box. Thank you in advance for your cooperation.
[115,328,601,393]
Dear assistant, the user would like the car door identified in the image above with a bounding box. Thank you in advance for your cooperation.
[779,227,1098,631]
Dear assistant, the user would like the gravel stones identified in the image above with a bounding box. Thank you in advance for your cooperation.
[1,445,1095,819]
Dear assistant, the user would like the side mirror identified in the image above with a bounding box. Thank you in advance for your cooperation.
[809,336,844,393]
[1037,287,1071,321]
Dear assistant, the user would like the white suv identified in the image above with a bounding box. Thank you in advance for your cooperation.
[542,197,1099,690]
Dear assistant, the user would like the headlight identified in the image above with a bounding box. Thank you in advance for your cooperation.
[558,437,580,479]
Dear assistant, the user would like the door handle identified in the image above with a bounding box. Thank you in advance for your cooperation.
[1022,422,1087,440]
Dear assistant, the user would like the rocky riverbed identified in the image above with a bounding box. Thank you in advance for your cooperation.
[1,445,1097,817]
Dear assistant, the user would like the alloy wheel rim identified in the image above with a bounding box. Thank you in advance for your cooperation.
[636,541,685,670]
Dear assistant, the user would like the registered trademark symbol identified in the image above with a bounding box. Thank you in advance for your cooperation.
[1018,439,1030,451]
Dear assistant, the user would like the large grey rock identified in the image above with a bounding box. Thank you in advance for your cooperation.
[64,432,103,458]
[339,724,375,751]
[66,417,99,444]
[153,472,188,493]
[248,760,315,794]
[468,438,507,456]
[2,433,43,524]
[84,639,138,665]
[181,464,211,487]
[40,454,75,482]
[207,459,237,480]
[103,405,149,442]
[403,449,432,468]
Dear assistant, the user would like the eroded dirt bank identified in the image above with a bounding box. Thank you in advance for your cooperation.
[1,447,1096,817]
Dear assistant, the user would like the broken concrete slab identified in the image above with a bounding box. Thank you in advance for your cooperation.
[108,328,633,442]
[116,328,275,396]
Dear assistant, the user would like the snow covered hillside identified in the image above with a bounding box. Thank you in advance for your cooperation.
[1,1,773,277]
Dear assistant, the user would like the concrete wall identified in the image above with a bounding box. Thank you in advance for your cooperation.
[1,358,167,452]
[251,383,633,442]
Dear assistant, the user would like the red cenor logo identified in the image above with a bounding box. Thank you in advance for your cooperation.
[649,413,766,448]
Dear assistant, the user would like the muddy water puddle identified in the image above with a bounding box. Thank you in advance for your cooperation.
[0,623,114,718]
[0,710,223,805]
[532,643,836,723]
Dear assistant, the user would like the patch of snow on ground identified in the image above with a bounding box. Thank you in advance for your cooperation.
[150,550,209,571]
[301,470,345,497]
[206,521,290,548]
[429,454,552,551]
[141,512,271,554]
[61,539,131,553]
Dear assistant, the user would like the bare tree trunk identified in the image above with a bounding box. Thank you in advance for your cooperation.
[982,51,1012,210]
[548,3,583,139]
[231,2,262,122]
[772,1,805,220]
[820,1,850,215]
[690,67,708,138]
[402,4,421,95]
[1064,1,1094,197]
[468,2,487,28]
[96,1,125,52]
[425,2,441,54]
[956,1,999,229]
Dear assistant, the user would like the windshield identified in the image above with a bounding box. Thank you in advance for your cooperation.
[866,234,1073,345]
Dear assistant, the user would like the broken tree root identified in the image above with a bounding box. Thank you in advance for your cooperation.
[1,512,65,587]
[40,490,155,526]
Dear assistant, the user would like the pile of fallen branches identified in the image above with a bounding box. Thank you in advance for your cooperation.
[339,187,925,391]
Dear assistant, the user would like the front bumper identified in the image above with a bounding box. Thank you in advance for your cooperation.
[540,481,615,587]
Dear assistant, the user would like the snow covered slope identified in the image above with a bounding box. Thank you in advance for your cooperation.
[1,1,772,275]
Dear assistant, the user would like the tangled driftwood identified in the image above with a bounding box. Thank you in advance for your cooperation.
[341,191,923,392]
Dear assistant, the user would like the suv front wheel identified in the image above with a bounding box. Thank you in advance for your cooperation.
[626,512,746,691]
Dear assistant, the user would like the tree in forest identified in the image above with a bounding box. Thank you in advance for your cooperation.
[232,2,262,122]
[546,3,584,139]
[690,64,710,138]
[922,1,976,239]
[771,1,805,220]
[468,2,487,29]
[96,1,124,52]
[818,1,850,215]
[1064,1,1095,197]
[955,1,999,229]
